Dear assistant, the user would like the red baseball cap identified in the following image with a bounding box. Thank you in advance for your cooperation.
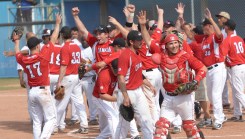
[164,34,179,44]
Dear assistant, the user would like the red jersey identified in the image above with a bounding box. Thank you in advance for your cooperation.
[138,29,162,70]
[182,41,194,55]
[189,41,203,61]
[86,32,113,62]
[16,43,54,87]
[49,43,62,74]
[60,41,81,75]
[199,33,224,67]
[159,50,205,92]
[118,48,143,90]
[93,68,117,98]
[151,28,162,43]
[221,33,245,67]
[104,50,123,65]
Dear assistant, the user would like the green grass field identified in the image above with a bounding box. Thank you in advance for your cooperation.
[0,78,22,91]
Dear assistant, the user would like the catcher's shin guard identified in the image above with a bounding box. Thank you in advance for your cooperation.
[154,117,171,139]
[183,120,205,139]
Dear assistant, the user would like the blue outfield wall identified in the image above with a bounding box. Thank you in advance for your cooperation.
[0,1,18,78]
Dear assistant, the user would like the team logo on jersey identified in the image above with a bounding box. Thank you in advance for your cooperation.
[98,47,112,53]
[135,62,142,71]
[118,68,121,71]
[100,86,104,90]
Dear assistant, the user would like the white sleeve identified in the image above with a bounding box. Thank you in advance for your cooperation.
[17,63,23,71]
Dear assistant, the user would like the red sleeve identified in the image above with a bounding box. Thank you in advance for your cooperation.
[15,52,23,65]
[114,33,123,39]
[214,33,223,44]
[60,46,70,66]
[220,38,229,57]
[151,28,162,42]
[117,50,130,76]
[188,55,206,82]
[40,41,54,61]
[194,34,206,44]
[149,39,161,53]
[86,32,97,47]
[104,52,120,65]
[182,41,193,55]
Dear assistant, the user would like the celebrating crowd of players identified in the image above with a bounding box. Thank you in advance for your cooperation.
[10,2,245,139]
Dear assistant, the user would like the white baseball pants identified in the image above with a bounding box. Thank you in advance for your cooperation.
[206,62,227,124]
[29,86,56,139]
[56,75,88,129]
[115,87,154,139]
[228,64,245,116]
[93,96,119,139]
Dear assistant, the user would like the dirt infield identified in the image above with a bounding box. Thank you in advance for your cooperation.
[0,80,245,139]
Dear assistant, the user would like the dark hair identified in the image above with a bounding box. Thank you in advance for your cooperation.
[224,19,236,31]
[71,26,78,32]
[60,26,72,39]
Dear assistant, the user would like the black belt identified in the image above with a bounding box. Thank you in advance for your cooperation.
[30,86,45,89]
[207,64,218,70]
[166,92,178,96]
[146,68,153,72]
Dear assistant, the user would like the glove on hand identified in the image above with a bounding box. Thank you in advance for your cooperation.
[174,80,198,95]
[54,86,65,100]
[78,63,87,80]
[119,104,134,122]
[10,26,24,42]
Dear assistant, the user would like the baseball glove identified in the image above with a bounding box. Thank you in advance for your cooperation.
[54,86,65,100]
[119,104,134,122]
[78,63,87,80]
[10,26,24,42]
[174,80,198,95]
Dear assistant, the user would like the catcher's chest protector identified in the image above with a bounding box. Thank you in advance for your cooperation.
[160,51,194,90]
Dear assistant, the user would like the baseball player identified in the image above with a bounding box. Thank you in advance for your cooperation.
[197,8,227,130]
[115,30,154,139]
[13,15,61,138]
[215,11,234,109]
[40,28,51,49]
[221,19,245,121]
[181,24,212,127]
[137,5,164,122]
[138,10,206,138]
[76,37,98,125]
[151,33,206,139]
[56,26,88,134]
[86,38,141,139]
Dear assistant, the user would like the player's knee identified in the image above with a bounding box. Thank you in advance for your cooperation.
[183,120,204,139]
[154,117,170,139]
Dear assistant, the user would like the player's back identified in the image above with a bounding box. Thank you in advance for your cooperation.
[50,44,62,74]
[60,41,81,75]
[16,42,54,87]
[223,34,245,66]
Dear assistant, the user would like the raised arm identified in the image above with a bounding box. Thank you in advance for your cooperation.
[137,10,151,46]
[175,2,185,31]
[50,14,62,44]
[204,8,222,39]
[123,4,135,30]
[108,16,129,39]
[156,5,164,31]
[72,7,89,39]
